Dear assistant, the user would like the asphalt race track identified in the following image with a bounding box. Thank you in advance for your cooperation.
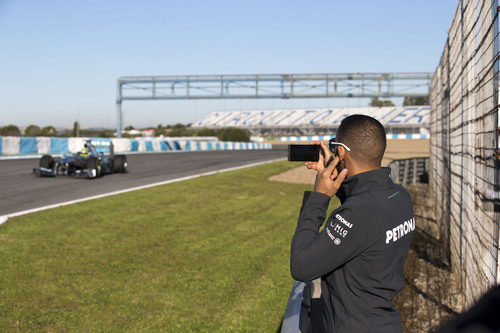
[0,148,287,216]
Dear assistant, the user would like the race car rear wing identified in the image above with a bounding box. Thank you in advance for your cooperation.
[88,138,114,156]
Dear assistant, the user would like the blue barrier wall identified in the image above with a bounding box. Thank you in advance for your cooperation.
[20,137,37,154]
[0,136,272,156]
[50,138,69,153]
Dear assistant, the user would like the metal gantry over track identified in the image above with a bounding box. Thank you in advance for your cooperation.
[116,72,432,137]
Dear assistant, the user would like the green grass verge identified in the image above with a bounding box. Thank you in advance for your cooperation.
[0,161,340,332]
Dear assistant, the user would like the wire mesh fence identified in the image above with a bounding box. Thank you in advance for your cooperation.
[429,0,499,306]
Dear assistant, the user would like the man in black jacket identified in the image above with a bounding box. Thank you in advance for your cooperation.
[291,115,414,333]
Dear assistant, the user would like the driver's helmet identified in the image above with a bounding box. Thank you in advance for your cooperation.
[79,146,89,157]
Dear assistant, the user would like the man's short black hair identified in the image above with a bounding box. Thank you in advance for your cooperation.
[336,115,386,166]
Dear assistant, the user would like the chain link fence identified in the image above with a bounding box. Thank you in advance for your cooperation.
[429,0,500,306]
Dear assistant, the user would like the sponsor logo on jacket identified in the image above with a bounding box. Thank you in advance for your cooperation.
[330,221,349,238]
[326,228,342,245]
[335,213,353,228]
[386,218,415,244]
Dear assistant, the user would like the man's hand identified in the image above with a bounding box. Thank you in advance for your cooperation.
[304,141,333,172]
[314,156,348,197]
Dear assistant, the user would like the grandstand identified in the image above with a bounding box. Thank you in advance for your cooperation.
[192,106,430,137]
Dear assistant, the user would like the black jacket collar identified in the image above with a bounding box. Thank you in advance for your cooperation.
[337,167,393,203]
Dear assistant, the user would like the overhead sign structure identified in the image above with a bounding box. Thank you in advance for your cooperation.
[116,72,432,137]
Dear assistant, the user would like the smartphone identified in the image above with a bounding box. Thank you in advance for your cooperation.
[288,144,320,162]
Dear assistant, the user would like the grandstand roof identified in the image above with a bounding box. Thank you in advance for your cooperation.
[192,106,430,128]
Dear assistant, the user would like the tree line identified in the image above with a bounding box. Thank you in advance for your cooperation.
[0,123,114,138]
[369,96,429,107]
[145,123,250,142]
[0,122,251,142]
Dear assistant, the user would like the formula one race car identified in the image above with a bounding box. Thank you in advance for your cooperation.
[33,139,127,179]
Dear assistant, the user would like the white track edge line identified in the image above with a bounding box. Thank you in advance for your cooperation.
[0,158,285,225]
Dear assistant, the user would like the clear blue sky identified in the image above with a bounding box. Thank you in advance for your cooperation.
[0,0,457,129]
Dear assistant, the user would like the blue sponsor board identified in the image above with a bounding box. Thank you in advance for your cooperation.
[184,141,191,151]
[196,142,202,151]
[173,141,181,150]
[207,142,213,151]
[20,137,37,154]
[160,141,170,151]
[131,140,139,151]
[50,138,69,154]
[145,141,154,151]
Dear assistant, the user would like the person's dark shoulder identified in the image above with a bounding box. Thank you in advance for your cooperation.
[343,191,379,212]
[393,183,412,199]
[336,194,378,227]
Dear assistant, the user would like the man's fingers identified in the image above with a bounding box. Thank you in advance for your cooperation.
[319,141,330,155]
[325,156,340,174]
[333,168,348,187]
[320,141,332,162]
[330,167,339,180]
[305,161,322,172]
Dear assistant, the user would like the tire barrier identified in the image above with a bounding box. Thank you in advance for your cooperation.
[0,136,272,156]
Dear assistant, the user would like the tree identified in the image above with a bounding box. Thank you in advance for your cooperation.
[403,96,429,106]
[196,128,218,137]
[24,125,41,136]
[40,126,57,136]
[72,121,80,137]
[369,97,395,107]
[124,125,135,131]
[0,125,21,136]
[217,128,250,142]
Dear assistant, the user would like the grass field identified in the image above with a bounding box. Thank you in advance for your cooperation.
[0,161,340,332]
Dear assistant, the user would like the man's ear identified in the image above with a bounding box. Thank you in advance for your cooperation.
[337,146,346,160]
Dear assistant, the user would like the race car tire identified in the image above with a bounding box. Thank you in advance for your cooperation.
[112,155,127,173]
[86,156,101,178]
[39,155,54,169]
